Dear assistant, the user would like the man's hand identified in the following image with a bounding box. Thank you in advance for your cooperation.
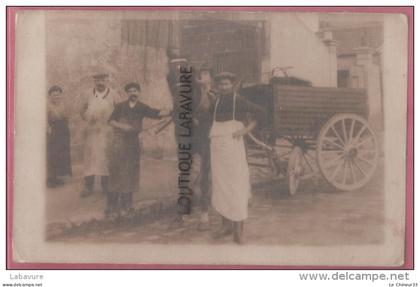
[208,89,218,101]
[88,118,97,125]
[233,119,257,140]
[109,120,134,132]
[120,123,134,132]
[232,129,246,140]
[159,109,172,117]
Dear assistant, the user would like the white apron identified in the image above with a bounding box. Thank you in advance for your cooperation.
[209,93,251,222]
[82,88,115,176]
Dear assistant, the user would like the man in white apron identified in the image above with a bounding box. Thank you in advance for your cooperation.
[79,72,120,197]
[210,72,257,244]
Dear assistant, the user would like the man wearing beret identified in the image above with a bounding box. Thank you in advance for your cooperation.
[79,72,120,198]
[106,82,171,217]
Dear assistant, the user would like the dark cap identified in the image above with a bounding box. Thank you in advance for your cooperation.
[48,85,62,95]
[93,73,109,80]
[214,71,237,83]
[124,82,141,92]
[169,58,188,65]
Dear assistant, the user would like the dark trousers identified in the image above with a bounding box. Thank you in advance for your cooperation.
[84,175,109,193]
[106,192,133,212]
[197,140,211,212]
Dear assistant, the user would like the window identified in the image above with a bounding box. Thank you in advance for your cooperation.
[337,69,350,88]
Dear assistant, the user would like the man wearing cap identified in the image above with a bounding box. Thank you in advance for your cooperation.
[166,55,215,230]
[79,72,120,197]
[209,71,260,244]
[191,62,214,231]
[106,82,171,216]
[166,49,193,227]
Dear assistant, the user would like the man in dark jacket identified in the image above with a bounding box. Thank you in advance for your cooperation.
[191,63,214,231]
[106,82,171,217]
[166,48,215,230]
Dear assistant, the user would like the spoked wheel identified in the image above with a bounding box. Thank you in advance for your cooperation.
[273,138,318,181]
[275,138,318,196]
[317,114,379,191]
[247,131,318,191]
[287,147,304,196]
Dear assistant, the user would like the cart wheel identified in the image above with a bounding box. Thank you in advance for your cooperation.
[271,138,318,180]
[287,147,304,196]
[317,114,378,191]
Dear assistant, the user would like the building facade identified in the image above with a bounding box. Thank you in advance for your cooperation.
[320,15,384,130]
[47,12,340,162]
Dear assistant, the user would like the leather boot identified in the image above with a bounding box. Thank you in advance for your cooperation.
[101,176,109,195]
[80,176,94,198]
[233,221,244,245]
[197,212,210,231]
[213,216,233,239]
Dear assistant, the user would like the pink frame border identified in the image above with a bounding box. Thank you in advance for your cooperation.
[6,6,414,270]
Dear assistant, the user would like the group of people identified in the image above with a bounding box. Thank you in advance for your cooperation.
[47,73,171,217]
[47,56,261,244]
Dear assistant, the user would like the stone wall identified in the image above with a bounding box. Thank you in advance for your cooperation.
[46,14,177,165]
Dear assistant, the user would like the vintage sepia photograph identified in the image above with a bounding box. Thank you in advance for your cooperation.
[10,7,410,267]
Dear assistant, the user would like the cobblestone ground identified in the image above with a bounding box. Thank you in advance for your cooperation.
[46,158,178,224]
[59,161,384,246]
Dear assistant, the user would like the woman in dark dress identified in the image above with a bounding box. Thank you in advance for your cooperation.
[47,85,72,187]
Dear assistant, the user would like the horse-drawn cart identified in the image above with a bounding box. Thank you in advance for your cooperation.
[241,78,379,195]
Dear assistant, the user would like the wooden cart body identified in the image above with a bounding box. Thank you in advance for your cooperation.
[240,80,378,194]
